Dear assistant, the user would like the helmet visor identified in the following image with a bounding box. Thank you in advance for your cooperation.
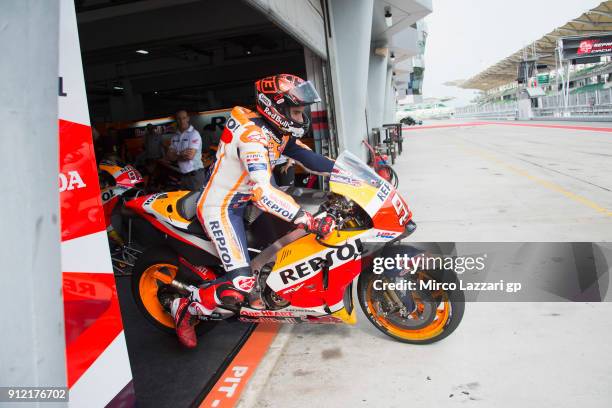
[288,81,321,105]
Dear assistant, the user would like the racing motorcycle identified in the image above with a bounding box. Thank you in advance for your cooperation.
[126,151,464,344]
[99,159,146,274]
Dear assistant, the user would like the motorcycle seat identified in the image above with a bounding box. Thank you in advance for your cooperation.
[172,219,210,241]
[177,190,202,220]
[185,220,208,239]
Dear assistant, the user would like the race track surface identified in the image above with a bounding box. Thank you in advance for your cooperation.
[238,120,612,408]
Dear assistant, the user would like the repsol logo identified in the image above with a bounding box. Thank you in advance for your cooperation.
[279,239,363,285]
[261,196,294,219]
[377,182,391,202]
[209,220,233,268]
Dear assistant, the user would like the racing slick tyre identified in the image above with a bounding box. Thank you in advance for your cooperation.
[358,268,464,344]
[132,246,217,335]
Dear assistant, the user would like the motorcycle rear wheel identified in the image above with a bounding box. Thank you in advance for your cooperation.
[357,269,464,344]
[131,246,217,335]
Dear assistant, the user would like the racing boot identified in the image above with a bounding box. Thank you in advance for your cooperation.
[170,297,198,348]
[194,283,246,312]
[193,267,255,310]
[170,287,230,348]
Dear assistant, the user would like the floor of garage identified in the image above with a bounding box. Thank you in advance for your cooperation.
[237,120,612,408]
[115,277,255,407]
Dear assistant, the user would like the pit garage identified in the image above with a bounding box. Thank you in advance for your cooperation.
[79,0,335,173]
[74,0,332,406]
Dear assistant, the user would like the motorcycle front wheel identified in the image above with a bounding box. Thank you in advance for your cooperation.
[357,269,464,344]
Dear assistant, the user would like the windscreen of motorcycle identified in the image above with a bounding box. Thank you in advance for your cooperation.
[329,151,394,216]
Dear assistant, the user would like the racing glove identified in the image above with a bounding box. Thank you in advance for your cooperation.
[293,209,336,237]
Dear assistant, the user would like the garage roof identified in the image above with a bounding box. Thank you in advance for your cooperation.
[459,1,612,90]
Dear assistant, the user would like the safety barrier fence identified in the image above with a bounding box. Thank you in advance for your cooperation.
[455,89,612,121]
[454,102,518,120]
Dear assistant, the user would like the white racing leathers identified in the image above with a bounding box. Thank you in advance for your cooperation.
[196,106,334,292]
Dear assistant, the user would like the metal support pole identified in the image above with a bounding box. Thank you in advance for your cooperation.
[555,46,561,115]
[568,63,571,107]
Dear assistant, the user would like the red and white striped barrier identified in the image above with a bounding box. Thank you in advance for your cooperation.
[59,1,133,406]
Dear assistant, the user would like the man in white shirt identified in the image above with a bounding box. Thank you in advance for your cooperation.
[166,110,205,190]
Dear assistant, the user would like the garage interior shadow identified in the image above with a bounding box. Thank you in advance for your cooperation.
[77,0,307,123]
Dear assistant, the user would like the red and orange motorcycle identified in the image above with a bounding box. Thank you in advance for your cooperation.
[98,158,146,274]
[126,151,464,343]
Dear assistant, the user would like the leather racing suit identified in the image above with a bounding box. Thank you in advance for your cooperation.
[186,106,334,316]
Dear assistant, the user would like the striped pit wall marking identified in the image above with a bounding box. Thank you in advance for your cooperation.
[59,0,133,406]
[199,324,280,408]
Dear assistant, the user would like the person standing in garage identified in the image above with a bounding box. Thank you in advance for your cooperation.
[166,110,206,190]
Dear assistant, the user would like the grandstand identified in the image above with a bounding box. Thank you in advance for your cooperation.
[454,1,612,120]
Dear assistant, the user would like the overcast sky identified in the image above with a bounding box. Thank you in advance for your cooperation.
[422,0,603,106]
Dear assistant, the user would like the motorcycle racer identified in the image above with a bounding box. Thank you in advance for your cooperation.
[171,74,336,347]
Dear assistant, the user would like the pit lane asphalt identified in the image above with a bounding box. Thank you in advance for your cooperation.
[238,120,612,408]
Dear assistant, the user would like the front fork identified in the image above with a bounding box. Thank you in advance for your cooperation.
[361,243,423,315]
[380,275,416,316]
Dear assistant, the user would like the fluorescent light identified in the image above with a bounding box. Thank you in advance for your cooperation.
[136,49,149,55]
[385,9,392,27]
[113,86,124,90]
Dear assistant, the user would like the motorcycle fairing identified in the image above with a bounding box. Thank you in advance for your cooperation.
[101,186,121,227]
[99,162,143,187]
[330,151,412,233]
[126,191,219,255]
[99,162,123,178]
[266,230,366,312]
[101,185,131,205]
[240,305,328,318]
[237,291,353,324]
[127,189,300,261]
[142,191,193,229]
